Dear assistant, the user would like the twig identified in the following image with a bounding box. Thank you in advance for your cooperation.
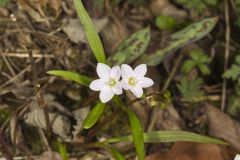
[2,52,54,58]
[38,129,53,153]
[221,0,231,111]
[146,54,183,131]
[0,49,16,76]
[0,63,32,89]
[0,132,13,160]
[10,14,52,135]
[161,54,183,92]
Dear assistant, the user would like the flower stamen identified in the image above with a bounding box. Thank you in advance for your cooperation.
[107,78,117,87]
[128,77,138,87]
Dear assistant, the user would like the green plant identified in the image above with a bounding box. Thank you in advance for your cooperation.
[223,55,240,80]
[128,0,146,5]
[46,1,223,159]
[0,0,9,6]
[155,15,177,30]
[176,0,218,13]
[232,0,240,28]
[139,17,218,66]
[181,49,211,75]
[177,77,204,102]
[223,55,240,116]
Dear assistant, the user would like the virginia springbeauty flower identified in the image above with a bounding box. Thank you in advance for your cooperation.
[121,64,154,98]
[90,63,122,103]
[235,154,240,160]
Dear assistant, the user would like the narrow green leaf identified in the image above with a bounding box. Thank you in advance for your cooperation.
[143,131,227,144]
[57,141,68,160]
[106,130,228,145]
[109,27,150,65]
[139,17,218,66]
[83,101,105,129]
[98,144,125,160]
[73,0,106,63]
[47,70,92,87]
[127,110,145,160]
[109,147,125,160]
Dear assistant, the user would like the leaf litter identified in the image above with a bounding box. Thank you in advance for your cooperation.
[0,0,240,159]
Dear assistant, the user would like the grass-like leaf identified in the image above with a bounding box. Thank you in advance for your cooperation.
[57,141,68,160]
[83,101,105,129]
[108,147,125,160]
[47,70,92,87]
[0,0,9,6]
[139,17,218,66]
[106,130,228,145]
[127,110,145,160]
[73,0,106,63]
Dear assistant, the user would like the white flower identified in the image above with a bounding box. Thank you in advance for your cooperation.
[90,63,122,103]
[235,154,240,160]
[121,64,154,98]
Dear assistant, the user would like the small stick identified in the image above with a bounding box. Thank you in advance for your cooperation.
[146,54,183,132]
[0,49,16,76]
[221,0,231,111]
[0,132,13,160]
[161,54,183,92]
[10,14,52,135]
[2,52,54,58]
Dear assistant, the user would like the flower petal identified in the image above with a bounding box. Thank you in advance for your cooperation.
[89,79,106,91]
[97,63,111,79]
[139,77,154,88]
[235,154,240,160]
[134,64,147,77]
[130,85,143,98]
[110,66,121,80]
[112,82,123,95]
[121,64,134,79]
[99,87,114,103]
[121,79,130,90]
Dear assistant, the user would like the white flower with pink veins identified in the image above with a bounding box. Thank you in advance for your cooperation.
[90,63,122,103]
[121,64,154,98]
[235,154,240,160]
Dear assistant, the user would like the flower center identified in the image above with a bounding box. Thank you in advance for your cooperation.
[107,78,117,87]
[128,77,138,87]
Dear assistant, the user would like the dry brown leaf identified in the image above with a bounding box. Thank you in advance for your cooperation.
[18,0,50,26]
[149,0,187,19]
[48,0,61,14]
[146,142,235,160]
[205,103,240,152]
[40,151,62,160]
[24,107,72,140]
[101,18,129,52]
[19,0,45,23]
[62,18,108,44]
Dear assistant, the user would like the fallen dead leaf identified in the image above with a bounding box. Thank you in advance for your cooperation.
[149,0,187,20]
[146,142,235,160]
[62,18,108,44]
[205,103,240,152]
[101,17,129,53]
[40,151,62,160]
